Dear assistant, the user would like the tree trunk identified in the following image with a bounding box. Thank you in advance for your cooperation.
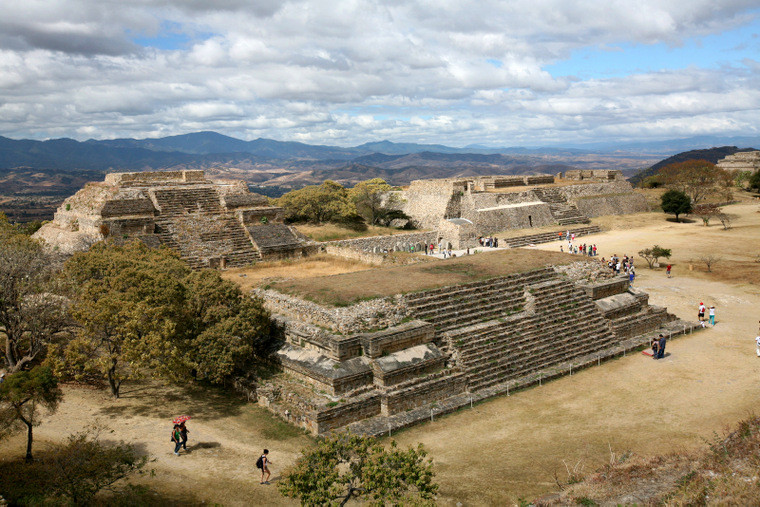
[19,414,34,462]
[107,360,120,398]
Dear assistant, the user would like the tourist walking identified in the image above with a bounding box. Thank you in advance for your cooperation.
[698,302,706,322]
[171,424,183,455]
[709,306,716,326]
[666,264,672,278]
[257,449,272,484]
[651,337,659,359]
[756,335,760,357]
[179,421,189,450]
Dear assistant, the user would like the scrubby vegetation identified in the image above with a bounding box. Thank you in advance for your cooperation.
[539,415,760,505]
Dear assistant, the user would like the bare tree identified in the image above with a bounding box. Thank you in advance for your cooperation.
[699,255,722,272]
[0,219,71,373]
[717,213,733,230]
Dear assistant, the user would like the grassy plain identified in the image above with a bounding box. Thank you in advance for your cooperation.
[2,203,760,505]
[293,223,411,242]
[265,248,574,306]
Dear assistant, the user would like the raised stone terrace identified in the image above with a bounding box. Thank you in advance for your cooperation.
[256,252,698,436]
[34,170,317,268]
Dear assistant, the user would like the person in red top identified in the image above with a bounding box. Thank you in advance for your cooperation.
[666,264,672,278]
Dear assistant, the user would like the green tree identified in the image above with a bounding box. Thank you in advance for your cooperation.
[749,169,760,192]
[0,366,62,461]
[182,270,273,384]
[349,178,406,226]
[660,189,692,222]
[638,245,672,269]
[61,241,189,397]
[44,427,150,505]
[279,432,438,506]
[278,181,357,224]
[55,241,274,396]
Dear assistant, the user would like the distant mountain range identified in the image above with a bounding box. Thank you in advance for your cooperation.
[1,131,758,204]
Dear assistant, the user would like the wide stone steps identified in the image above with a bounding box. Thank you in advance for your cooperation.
[457,310,606,360]
[505,226,601,248]
[467,332,615,392]
[463,327,613,377]
[405,269,556,310]
[152,187,223,216]
[411,289,526,321]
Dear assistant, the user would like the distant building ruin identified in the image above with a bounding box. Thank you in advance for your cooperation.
[716,150,760,172]
[400,171,647,249]
[34,170,316,268]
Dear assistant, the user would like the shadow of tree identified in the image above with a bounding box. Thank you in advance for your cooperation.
[97,380,249,422]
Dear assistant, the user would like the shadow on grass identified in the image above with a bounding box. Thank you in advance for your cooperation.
[0,449,198,506]
[97,380,249,422]
[665,217,696,224]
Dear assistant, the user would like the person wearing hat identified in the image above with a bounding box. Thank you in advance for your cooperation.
[698,302,706,322]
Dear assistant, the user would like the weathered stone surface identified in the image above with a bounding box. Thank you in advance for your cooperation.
[34,170,315,268]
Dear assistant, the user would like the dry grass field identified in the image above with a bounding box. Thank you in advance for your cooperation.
[293,223,411,242]
[266,248,574,306]
[2,202,760,505]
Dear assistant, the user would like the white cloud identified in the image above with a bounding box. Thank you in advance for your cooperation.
[0,1,758,146]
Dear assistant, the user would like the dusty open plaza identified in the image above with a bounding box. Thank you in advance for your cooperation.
[2,202,759,505]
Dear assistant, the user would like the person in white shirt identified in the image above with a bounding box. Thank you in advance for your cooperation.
[755,336,760,357]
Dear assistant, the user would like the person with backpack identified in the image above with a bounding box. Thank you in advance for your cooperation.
[256,449,271,484]
[171,424,183,455]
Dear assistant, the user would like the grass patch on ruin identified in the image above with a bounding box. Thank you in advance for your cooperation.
[221,253,374,292]
[266,249,577,306]
[293,223,417,242]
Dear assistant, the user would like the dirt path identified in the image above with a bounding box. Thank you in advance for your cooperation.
[2,204,759,505]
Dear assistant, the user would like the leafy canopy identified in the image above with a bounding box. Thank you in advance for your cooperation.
[0,366,62,461]
[660,189,692,222]
[0,213,70,373]
[279,432,438,506]
[55,241,272,397]
[657,159,721,204]
[638,245,672,269]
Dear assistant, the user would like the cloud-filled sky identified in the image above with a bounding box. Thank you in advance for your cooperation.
[1,0,759,147]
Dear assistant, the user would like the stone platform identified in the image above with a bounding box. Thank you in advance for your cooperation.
[256,260,699,435]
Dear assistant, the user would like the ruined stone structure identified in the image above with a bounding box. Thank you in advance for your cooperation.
[257,262,697,435]
[716,151,760,172]
[34,170,316,268]
[400,173,647,249]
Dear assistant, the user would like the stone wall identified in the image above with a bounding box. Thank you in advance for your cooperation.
[323,231,439,254]
[382,373,466,415]
[315,394,382,433]
[257,289,410,335]
[557,181,648,216]
[402,179,463,229]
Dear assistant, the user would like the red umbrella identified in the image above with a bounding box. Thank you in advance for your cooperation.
[172,415,191,424]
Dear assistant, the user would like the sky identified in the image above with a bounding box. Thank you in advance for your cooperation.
[1,0,759,147]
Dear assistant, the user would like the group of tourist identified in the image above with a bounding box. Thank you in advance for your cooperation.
[477,236,499,248]
[562,242,597,256]
[170,420,272,484]
[698,302,716,327]
[651,334,667,359]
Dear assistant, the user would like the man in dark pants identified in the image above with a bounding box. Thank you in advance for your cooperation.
[657,334,666,359]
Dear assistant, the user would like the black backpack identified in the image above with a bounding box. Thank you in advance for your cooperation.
[255,456,264,469]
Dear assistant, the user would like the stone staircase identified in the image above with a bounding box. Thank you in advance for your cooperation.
[404,268,557,339]
[447,277,616,392]
[150,186,260,268]
[505,225,601,248]
[534,188,590,225]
